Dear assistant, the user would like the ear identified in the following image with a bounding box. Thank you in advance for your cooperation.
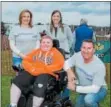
[93,48,95,54]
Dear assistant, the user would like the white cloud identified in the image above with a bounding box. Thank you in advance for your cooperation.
[1,2,110,26]
[62,12,110,26]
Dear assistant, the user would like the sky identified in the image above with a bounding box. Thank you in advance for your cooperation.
[1,1,110,26]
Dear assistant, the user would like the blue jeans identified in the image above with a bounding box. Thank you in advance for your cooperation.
[12,57,22,67]
[75,87,107,107]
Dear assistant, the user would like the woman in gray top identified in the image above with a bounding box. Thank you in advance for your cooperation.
[45,10,74,58]
[45,10,74,99]
[9,9,40,73]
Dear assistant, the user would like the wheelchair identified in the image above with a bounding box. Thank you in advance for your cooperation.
[12,66,73,107]
[11,39,73,107]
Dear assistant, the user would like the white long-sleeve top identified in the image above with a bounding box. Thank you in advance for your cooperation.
[76,84,101,93]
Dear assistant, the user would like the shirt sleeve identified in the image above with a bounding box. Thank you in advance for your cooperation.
[76,85,101,93]
[63,53,76,71]
[9,40,21,55]
[72,31,76,53]
[93,64,106,86]
[9,26,16,40]
[33,26,41,49]
[66,26,74,50]
[8,26,21,55]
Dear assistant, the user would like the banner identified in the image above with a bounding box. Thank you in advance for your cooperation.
[95,40,110,63]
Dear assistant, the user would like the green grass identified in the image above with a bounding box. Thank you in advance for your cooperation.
[1,75,13,107]
[1,75,110,107]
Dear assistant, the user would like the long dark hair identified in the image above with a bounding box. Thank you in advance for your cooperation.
[50,10,64,33]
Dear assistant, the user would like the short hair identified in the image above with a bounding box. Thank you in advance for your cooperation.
[80,18,88,25]
[19,9,33,27]
[40,35,53,43]
[82,39,95,48]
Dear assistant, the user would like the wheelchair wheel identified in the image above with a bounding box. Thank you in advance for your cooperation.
[41,101,54,107]
[17,94,26,107]
[63,100,73,107]
[54,105,61,107]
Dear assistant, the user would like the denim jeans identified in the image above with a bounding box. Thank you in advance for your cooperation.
[61,88,70,98]
[12,57,22,67]
[75,87,107,107]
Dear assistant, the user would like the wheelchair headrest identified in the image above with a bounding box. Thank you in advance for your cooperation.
[40,30,47,37]
[53,39,60,48]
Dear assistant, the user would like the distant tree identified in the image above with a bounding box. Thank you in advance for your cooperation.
[46,23,50,25]
[1,21,6,35]
[37,22,44,25]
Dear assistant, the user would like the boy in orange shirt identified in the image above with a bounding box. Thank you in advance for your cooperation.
[9,35,64,107]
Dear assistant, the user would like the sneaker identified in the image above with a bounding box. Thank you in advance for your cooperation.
[7,105,17,107]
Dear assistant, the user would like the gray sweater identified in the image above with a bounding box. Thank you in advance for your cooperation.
[9,25,40,58]
[45,24,74,55]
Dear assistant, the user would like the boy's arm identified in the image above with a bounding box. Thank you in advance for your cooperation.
[22,49,46,76]
[22,60,46,76]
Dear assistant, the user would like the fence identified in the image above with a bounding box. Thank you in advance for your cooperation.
[1,35,14,75]
[1,34,110,83]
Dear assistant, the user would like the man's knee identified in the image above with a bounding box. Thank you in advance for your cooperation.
[84,94,95,105]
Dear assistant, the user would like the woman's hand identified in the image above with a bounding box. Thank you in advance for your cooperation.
[19,53,26,59]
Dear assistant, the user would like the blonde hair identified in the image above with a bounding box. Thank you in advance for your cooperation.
[19,9,33,27]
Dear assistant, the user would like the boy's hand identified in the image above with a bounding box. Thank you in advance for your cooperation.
[67,81,76,91]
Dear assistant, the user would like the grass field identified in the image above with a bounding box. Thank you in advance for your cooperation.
[1,75,110,107]
[1,50,110,107]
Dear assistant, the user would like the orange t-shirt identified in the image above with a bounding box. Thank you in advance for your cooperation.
[22,47,65,77]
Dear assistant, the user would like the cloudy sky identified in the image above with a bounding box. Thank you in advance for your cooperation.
[1,1,110,26]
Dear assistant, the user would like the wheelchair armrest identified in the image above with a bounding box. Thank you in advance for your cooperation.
[55,71,67,81]
[58,71,68,84]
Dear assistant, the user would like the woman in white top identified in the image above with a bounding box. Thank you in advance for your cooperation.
[9,9,40,73]
[45,10,74,98]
